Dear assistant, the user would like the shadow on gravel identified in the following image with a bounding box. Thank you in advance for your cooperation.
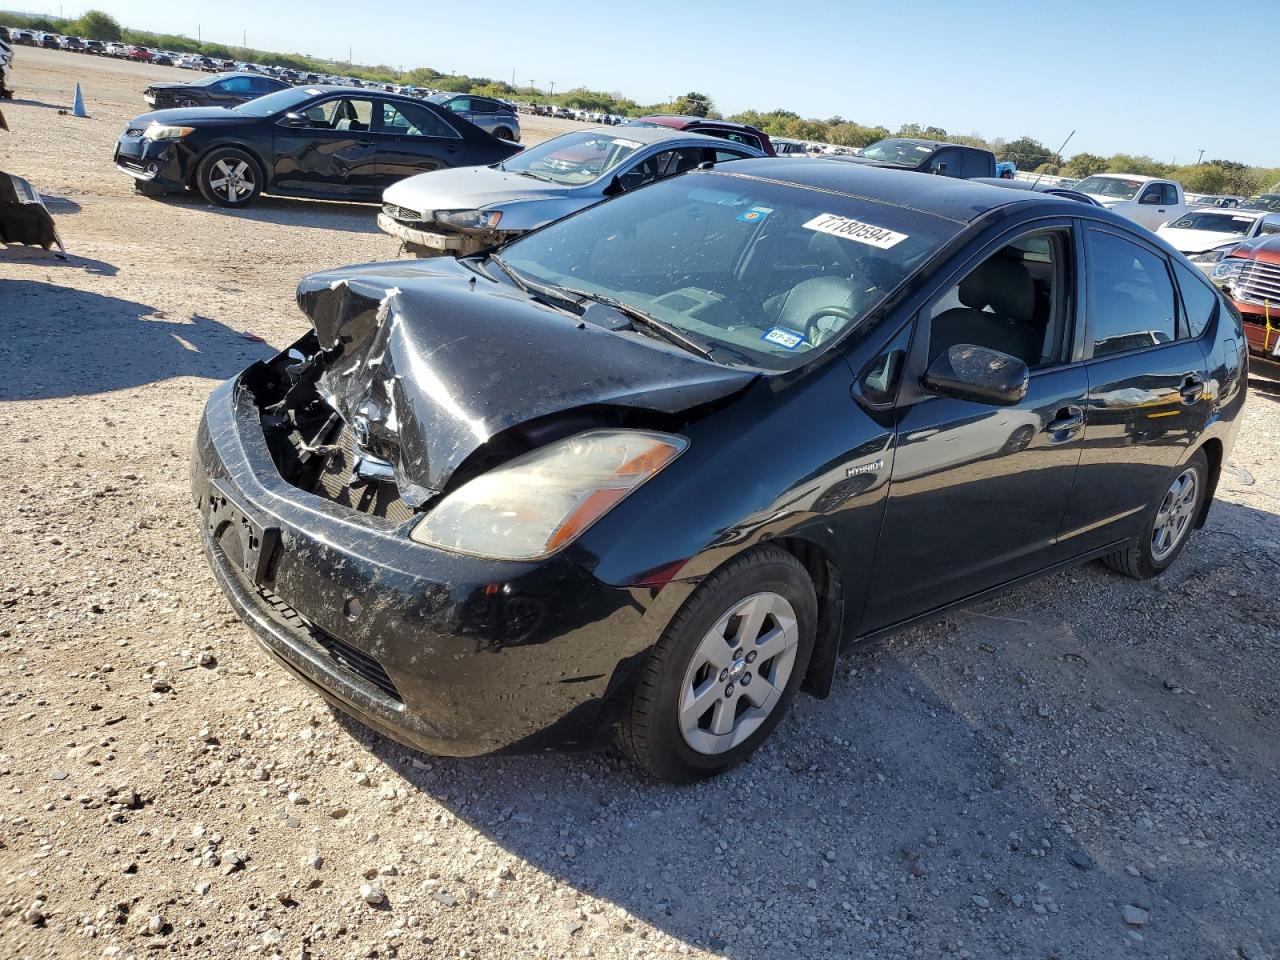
[327,497,1280,960]
[148,191,383,235]
[1,245,115,274]
[0,280,272,399]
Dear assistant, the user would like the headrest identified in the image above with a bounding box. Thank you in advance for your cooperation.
[958,257,1034,320]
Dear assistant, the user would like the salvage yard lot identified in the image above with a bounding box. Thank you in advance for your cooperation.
[2,46,1280,960]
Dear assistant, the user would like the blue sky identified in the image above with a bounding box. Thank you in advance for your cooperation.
[36,0,1279,165]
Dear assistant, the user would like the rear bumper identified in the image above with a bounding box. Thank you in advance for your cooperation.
[191,370,657,755]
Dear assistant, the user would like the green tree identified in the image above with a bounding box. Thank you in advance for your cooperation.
[1000,136,1055,172]
[1061,152,1107,179]
[1104,154,1169,177]
[673,91,714,117]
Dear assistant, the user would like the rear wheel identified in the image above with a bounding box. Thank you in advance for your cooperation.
[493,126,514,141]
[196,147,262,207]
[618,545,816,782]
[1104,449,1208,579]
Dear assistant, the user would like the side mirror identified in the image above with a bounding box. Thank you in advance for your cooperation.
[1139,192,1160,205]
[602,175,624,198]
[923,344,1029,406]
[931,161,949,176]
[281,112,309,128]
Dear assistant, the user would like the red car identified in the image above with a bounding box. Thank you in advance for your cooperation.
[1215,235,1280,361]
[126,46,153,62]
[626,115,776,157]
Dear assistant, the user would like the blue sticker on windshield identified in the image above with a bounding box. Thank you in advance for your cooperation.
[762,327,805,350]
[737,206,772,223]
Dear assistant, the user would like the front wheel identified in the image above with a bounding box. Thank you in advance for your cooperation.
[618,545,817,783]
[1104,449,1208,579]
[196,147,262,207]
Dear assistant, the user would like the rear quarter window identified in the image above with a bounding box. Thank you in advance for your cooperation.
[1172,259,1218,338]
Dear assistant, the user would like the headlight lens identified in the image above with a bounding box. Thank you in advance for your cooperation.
[434,208,503,230]
[143,122,195,140]
[1190,249,1228,264]
[1212,259,1245,282]
[411,430,687,560]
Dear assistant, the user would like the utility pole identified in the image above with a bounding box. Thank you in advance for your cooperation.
[1196,148,1205,165]
[549,80,555,97]
[242,29,246,49]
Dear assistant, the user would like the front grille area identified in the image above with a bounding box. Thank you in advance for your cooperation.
[309,423,414,524]
[255,585,404,705]
[1235,259,1280,306]
[382,202,423,224]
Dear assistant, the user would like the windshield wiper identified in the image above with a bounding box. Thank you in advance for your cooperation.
[514,170,551,182]
[488,255,586,312]
[557,287,717,361]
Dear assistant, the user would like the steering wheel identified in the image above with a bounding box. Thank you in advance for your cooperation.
[803,305,858,346]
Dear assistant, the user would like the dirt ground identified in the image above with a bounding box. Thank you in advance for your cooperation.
[2,46,1279,960]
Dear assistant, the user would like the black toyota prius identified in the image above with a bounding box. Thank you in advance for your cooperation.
[114,85,521,207]
[192,161,1246,782]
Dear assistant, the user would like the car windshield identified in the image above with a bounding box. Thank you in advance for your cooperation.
[1166,212,1255,234]
[498,171,959,371]
[498,131,646,186]
[860,139,936,167]
[233,87,323,117]
[1242,194,1280,212]
[1073,176,1143,200]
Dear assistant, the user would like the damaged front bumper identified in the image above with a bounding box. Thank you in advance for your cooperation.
[113,133,189,192]
[191,360,661,756]
[0,170,63,252]
[376,210,507,257]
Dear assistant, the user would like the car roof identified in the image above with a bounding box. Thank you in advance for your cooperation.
[1086,172,1160,182]
[576,124,755,148]
[638,114,764,132]
[716,158,1091,224]
[875,137,970,150]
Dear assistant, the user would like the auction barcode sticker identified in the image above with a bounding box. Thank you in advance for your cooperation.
[803,213,908,250]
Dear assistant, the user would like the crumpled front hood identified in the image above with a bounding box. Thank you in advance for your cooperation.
[296,260,756,505]
[382,165,566,214]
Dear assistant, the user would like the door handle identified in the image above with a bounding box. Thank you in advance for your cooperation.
[1046,406,1084,435]
[1179,376,1204,403]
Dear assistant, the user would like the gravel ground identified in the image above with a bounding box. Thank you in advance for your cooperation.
[2,47,1279,960]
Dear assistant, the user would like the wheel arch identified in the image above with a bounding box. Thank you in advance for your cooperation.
[1194,436,1223,529]
[769,535,845,699]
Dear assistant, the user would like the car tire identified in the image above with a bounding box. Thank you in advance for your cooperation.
[196,147,263,208]
[617,544,817,783]
[493,126,514,141]
[1104,449,1208,579]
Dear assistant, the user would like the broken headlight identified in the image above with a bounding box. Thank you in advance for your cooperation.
[410,430,687,560]
[143,122,195,140]
[434,209,503,230]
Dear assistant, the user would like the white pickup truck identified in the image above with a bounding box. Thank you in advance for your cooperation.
[1071,173,1194,230]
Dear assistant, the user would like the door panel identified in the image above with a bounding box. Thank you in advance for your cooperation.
[374,100,462,180]
[1057,227,1213,550]
[1057,342,1211,550]
[862,366,1088,630]
[272,98,382,196]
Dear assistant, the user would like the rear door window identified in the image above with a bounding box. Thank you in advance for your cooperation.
[1172,259,1218,338]
[380,101,458,138]
[1085,230,1177,356]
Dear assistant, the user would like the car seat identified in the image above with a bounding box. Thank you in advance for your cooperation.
[929,257,1042,365]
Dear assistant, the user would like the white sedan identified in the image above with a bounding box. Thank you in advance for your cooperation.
[1157,208,1280,274]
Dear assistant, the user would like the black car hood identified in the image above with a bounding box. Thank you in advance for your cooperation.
[131,105,244,125]
[296,260,757,504]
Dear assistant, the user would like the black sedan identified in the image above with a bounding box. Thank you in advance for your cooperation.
[115,86,522,207]
[192,161,1245,781]
[143,71,287,110]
